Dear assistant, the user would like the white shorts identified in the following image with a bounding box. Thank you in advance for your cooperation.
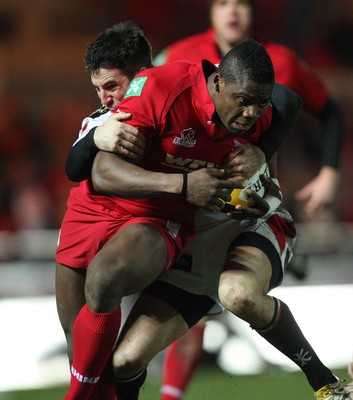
[158,208,296,303]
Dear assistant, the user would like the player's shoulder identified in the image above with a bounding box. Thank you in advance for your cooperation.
[79,106,112,137]
[124,63,192,99]
[88,105,111,119]
[83,105,112,129]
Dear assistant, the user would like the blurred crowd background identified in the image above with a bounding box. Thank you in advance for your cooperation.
[0,0,352,232]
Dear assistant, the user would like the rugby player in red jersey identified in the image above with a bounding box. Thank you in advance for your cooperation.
[58,34,350,398]
[61,37,274,400]
[59,22,271,398]
[155,2,345,399]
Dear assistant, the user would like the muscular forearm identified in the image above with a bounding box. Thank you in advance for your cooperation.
[92,151,183,198]
[65,128,99,182]
[256,83,302,160]
[92,151,234,209]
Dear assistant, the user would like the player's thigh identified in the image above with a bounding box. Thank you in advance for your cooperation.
[113,293,188,378]
[87,223,168,296]
[219,245,272,301]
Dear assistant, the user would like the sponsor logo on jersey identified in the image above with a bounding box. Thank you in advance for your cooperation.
[164,153,215,169]
[173,128,197,148]
[124,77,148,98]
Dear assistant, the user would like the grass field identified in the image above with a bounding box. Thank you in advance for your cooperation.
[1,366,350,400]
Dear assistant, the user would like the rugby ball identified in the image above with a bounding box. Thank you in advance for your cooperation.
[223,163,269,210]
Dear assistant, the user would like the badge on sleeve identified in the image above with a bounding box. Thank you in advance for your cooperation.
[124,77,148,98]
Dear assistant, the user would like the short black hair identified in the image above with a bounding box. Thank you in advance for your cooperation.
[218,39,274,85]
[84,21,153,79]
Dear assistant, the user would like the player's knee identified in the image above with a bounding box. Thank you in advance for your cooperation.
[218,283,257,319]
[85,258,129,311]
[112,348,147,379]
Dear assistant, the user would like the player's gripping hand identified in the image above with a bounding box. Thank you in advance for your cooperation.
[225,175,282,220]
[222,143,266,182]
[94,112,146,160]
[184,168,235,209]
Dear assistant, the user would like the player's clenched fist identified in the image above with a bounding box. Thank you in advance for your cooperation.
[183,168,235,208]
[222,143,266,182]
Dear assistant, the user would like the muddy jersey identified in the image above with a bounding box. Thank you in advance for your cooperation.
[75,60,272,228]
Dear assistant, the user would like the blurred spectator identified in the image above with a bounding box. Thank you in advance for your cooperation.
[0,95,53,230]
[155,0,345,223]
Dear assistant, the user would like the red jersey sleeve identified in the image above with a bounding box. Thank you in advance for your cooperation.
[115,73,164,149]
[115,63,194,150]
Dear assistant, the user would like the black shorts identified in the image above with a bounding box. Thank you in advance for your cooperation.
[142,280,216,328]
[230,231,283,290]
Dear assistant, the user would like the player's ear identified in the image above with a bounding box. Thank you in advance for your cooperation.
[214,74,221,92]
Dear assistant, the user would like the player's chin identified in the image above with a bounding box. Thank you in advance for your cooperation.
[228,122,252,136]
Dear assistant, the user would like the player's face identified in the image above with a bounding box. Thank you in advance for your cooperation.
[91,67,131,110]
[214,76,273,136]
[210,0,254,54]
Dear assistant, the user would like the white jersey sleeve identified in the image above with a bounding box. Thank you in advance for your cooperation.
[73,105,113,146]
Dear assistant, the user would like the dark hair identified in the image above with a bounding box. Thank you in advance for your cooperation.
[208,0,256,9]
[218,39,274,85]
[84,21,153,79]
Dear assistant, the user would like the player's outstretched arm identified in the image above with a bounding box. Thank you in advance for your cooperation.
[294,97,344,218]
[65,112,145,182]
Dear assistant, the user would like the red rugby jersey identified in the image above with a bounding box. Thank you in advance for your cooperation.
[80,60,272,226]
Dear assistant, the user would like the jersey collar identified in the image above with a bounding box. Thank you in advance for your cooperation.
[189,60,217,125]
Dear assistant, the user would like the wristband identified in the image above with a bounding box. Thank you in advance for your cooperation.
[181,173,188,197]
